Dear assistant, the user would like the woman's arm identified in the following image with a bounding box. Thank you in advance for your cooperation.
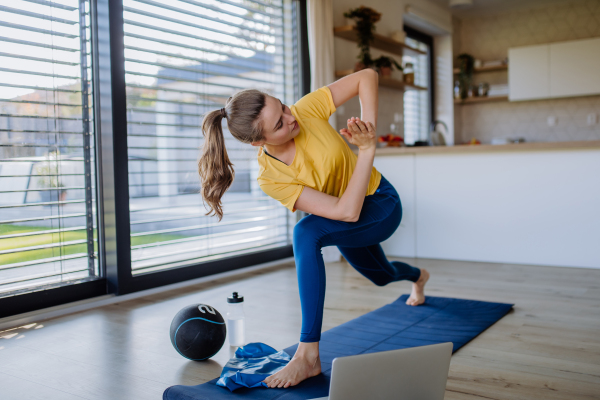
[328,69,379,129]
[294,117,377,222]
[293,70,380,222]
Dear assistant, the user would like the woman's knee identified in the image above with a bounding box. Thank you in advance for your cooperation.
[373,202,402,243]
[293,216,325,248]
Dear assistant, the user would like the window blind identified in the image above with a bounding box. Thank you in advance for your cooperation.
[403,37,430,145]
[122,0,298,274]
[0,0,98,296]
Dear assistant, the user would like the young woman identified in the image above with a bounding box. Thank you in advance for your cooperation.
[198,69,429,389]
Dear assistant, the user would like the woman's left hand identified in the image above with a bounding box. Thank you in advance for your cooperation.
[340,117,376,151]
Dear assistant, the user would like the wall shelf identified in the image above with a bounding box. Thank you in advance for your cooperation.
[333,25,426,57]
[336,70,427,92]
[453,64,508,74]
[454,95,508,105]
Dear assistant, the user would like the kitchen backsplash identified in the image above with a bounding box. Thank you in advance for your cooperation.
[454,0,600,144]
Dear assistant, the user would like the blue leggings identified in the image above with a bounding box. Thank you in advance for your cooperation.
[293,175,421,342]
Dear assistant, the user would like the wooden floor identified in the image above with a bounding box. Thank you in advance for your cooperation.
[1,258,599,399]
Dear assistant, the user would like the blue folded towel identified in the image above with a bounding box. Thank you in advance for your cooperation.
[217,343,291,391]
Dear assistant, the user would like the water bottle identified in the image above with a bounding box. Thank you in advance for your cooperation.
[226,292,245,346]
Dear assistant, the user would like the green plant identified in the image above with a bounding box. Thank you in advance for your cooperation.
[457,53,475,99]
[373,56,403,71]
[344,6,381,68]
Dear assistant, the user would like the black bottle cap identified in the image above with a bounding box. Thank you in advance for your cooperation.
[227,292,244,303]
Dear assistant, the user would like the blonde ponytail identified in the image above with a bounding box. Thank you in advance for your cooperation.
[199,90,267,220]
[199,109,234,220]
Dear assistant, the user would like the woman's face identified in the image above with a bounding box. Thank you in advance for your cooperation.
[252,95,300,146]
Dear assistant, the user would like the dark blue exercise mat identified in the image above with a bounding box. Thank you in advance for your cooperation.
[163,294,513,400]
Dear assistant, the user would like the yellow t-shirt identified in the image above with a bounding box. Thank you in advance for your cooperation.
[257,86,381,212]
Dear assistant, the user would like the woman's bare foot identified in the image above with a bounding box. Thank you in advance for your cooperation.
[263,342,321,388]
[406,268,429,306]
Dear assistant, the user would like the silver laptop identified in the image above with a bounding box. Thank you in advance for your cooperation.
[309,342,453,400]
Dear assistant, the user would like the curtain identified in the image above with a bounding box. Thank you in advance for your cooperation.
[307,0,339,263]
[307,0,336,130]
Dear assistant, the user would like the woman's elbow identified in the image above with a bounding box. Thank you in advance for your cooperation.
[339,211,359,223]
[357,68,378,95]
[362,68,378,82]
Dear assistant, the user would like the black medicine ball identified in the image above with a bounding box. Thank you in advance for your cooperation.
[169,304,226,361]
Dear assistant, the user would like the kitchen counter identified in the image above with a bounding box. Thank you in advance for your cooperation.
[372,142,599,269]
[372,140,600,156]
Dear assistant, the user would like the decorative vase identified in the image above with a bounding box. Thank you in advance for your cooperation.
[354,61,366,72]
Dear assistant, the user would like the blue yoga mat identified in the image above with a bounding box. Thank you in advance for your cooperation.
[163,294,513,400]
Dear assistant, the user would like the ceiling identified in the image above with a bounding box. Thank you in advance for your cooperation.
[427,0,577,18]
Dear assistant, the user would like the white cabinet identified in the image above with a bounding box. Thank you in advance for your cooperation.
[509,38,600,101]
[509,44,550,101]
[550,37,600,98]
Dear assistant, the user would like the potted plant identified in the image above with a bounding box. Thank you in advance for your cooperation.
[343,6,381,70]
[374,56,403,77]
[457,53,475,99]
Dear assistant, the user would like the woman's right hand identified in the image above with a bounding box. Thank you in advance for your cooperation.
[339,117,376,151]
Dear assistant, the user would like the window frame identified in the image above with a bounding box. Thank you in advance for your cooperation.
[0,0,309,318]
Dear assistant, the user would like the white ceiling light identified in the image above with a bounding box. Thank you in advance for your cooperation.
[449,0,473,7]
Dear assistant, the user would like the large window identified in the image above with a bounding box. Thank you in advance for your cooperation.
[403,27,433,145]
[0,0,98,297]
[0,0,306,316]
[122,0,298,275]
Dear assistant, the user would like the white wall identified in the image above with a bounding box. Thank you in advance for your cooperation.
[332,0,454,141]
[454,1,600,144]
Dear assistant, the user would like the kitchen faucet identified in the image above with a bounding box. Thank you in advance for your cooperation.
[430,120,449,146]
